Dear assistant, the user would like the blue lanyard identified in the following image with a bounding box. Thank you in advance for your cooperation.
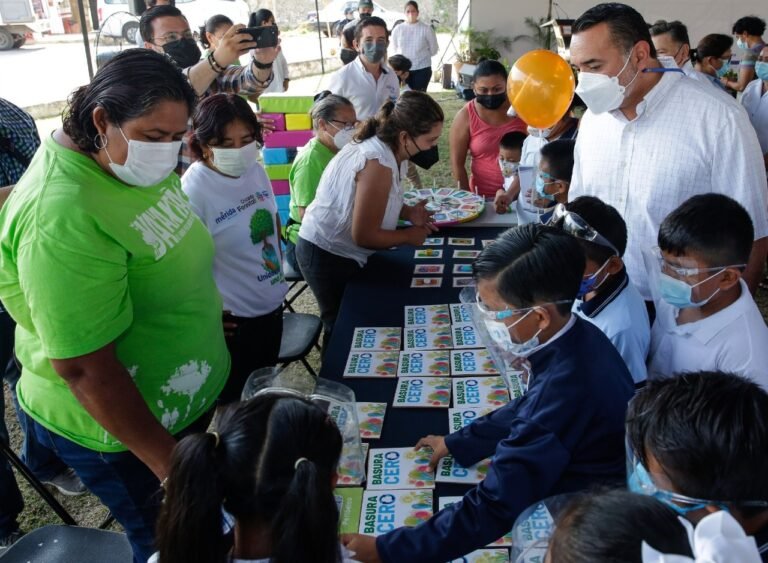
[643,67,685,74]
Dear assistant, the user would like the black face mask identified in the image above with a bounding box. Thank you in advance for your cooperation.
[163,38,201,69]
[475,92,507,110]
[359,12,371,19]
[340,48,358,65]
[407,137,439,170]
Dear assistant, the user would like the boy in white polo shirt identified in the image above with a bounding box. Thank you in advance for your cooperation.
[647,194,768,391]
[552,196,650,385]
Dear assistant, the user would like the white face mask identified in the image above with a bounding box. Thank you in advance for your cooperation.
[575,47,640,114]
[527,126,553,139]
[328,122,355,150]
[210,141,259,178]
[106,128,181,187]
[484,311,543,359]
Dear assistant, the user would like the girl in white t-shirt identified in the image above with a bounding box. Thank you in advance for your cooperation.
[183,94,287,403]
[152,394,359,563]
[296,91,444,347]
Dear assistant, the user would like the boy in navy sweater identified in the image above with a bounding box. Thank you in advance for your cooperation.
[345,224,634,562]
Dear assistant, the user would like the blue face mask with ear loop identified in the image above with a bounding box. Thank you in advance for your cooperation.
[755,61,768,81]
[658,269,724,309]
[534,172,557,201]
[577,258,611,298]
[715,57,731,78]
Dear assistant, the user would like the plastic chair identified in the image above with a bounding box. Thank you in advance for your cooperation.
[0,525,131,562]
[282,258,309,313]
[278,313,322,377]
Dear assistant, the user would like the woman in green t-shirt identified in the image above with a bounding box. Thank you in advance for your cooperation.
[0,50,230,562]
[284,91,356,271]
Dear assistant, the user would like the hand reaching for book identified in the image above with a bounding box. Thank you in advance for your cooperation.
[414,435,448,471]
[341,534,381,563]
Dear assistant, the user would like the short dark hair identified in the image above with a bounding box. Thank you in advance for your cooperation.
[354,15,388,42]
[539,139,575,183]
[62,49,196,153]
[140,5,185,43]
[405,0,418,10]
[199,14,232,49]
[573,3,657,58]
[472,224,585,314]
[249,8,275,27]
[627,371,768,513]
[658,193,753,267]
[690,34,733,63]
[649,20,690,46]
[388,54,412,72]
[189,94,263,159]
[499,131,526,151]
[566,196,627,261]
[732,16,766,37]
[472,59,507,82]
[548,490,694,562]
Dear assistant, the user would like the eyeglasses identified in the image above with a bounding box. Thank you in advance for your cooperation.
[475,293,573,321]
[153,30,194,44]
[329,119,357,130]
[651,247,745,278]
[548,204,620,255]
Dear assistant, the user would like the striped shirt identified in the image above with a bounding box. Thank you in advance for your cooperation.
[390,20,438,71]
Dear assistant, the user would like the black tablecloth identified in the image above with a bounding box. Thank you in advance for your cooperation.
[320,227,506,497]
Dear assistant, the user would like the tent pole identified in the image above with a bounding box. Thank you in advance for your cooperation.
[314,0,325,74]
[77,0,94,79]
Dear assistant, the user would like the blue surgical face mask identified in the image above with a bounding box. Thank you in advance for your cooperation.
[736,38,748,50]
[658,270,723,309]
[578,259,611,298]
[628,462,718,516]
[756,61,768,81]
[535,173,557,201]
[715,58,731,78]
[484,310,543,358]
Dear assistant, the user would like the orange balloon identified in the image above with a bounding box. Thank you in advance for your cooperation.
[507,50,575,129]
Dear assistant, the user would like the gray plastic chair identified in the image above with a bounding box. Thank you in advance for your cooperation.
[0,525,132,562]
[278,313,322,377]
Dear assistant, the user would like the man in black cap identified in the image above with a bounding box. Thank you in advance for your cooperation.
[339,0,376,65]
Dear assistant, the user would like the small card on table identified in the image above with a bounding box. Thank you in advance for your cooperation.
[343,351,399,378]
[436,455,491,484]
[448,406,494,432]
[415,249,443,259]
[423,237,444,246]
[393,377,451,408]
[404,326,453,350]
[350,327,401,352]
[453,277,475,288]
[366,447,435,490]
[448,237,475,246]
[452,263,473,274]
[453,249,481,259]
[359,489,434,535]
[413,264,445,275]
[411,277,442,288]
[404,304,451,327]
[398,351,451,377]
[452,376,510,408]
[450,303,474,325]
[451,349,499,376]
[356,402,387,439]
[452,323,482,348]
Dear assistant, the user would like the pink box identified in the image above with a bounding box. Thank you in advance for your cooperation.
[259,113,285,131]
[263,130,314,149]
[271,180,290,196]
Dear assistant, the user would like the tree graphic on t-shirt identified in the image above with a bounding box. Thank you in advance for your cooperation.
[250,208,280,273]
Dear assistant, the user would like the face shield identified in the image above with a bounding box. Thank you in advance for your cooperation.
[509,494,578,562]
[242,368,366,486]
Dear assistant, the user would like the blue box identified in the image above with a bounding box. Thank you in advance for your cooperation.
[262,147,297,165]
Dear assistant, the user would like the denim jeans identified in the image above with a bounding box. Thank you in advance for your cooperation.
[23,409,213,563]
[295,237,361,351]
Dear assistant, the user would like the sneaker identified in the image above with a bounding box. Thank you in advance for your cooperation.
[43,468,87,496]
[0,529,25,548]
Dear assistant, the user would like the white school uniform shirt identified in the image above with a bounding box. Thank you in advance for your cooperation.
[570,71,768,299]
[574,271,650,384]
[390,20,438,71]
[299,136,407,266]
[647,280,768,391]
[741,78,768,156]
[263,51,289,94]
[182,161,287,317]
[326,57,400,120]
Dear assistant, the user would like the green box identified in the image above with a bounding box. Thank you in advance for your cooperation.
[334,487,363,534]
[264,164,292,180]
[259,93,315,114]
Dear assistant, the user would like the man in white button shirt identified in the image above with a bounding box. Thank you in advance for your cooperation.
[327,17,400,120]
[568,3,768,308]
[740,45,768,170]
[390,1,438,91]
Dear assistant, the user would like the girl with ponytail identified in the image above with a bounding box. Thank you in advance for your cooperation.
[152,394,355,563]
[296,90,444,348]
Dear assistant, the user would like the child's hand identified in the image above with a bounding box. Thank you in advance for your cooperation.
[494,189,513,214]
[414,435,448,471]
[342,534,382,563]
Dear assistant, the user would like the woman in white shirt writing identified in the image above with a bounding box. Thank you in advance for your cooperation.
[297,90,443,348]
[183,94,287,403]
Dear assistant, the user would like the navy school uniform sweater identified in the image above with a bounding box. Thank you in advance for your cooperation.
[376,316,634,562]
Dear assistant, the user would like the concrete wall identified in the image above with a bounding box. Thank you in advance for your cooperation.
[463,0,767,61]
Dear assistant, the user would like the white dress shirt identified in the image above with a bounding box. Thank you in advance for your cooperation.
[327,57,400,120]
[741,78,768,156]
[390,20,438,71]
[648,280,768,391]
[570,71,768,299]
[299,136,407,266]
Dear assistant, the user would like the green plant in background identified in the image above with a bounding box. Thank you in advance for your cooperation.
[457,28,511,62]
[520,16,554,50]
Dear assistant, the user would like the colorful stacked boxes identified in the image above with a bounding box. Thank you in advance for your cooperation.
[259,93,316,224]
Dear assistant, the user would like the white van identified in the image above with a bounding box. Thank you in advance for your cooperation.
[97,0,249,44]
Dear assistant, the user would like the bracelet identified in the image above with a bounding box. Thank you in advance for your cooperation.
[207,52,225,74]
[251,57,274,70]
